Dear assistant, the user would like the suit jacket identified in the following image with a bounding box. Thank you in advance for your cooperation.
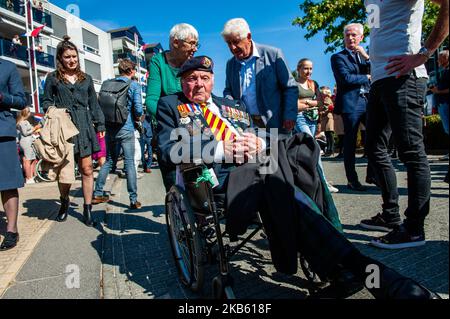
[156,92,252,192]
[330,49,371,114]
[223,43,298,129]
[0,59,27,137]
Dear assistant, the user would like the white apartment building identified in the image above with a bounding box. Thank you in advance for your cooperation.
[0,0,115,112]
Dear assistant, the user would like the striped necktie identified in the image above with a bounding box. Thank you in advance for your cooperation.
[200,102,236,142]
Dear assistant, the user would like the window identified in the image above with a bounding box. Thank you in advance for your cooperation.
[47,46,56,57]
[82,28,99,50]
[84,59,101,82]
[51,14,67,39]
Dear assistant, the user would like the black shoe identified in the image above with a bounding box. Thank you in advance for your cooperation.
[347,181,367,191]
[370,225,425,249]
[0,232,19,251]
[83,204,95,227]
[360,213,397,232]
[309,267,364,299]
[368,265,442,299]
[57,197,70,222]
[335,153,344,159]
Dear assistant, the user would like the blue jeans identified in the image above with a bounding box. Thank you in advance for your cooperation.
[94,126,138,203]
[140,137,153,169]
[366,75,430,235]
[295,113,327,180]
[438,102,449,135]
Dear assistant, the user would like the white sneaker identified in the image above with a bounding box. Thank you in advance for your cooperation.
[326,182,339,193]
[136,173,143,179]
[26,178,36,184]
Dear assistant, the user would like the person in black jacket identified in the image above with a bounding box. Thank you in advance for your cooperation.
[42,36,105,226]
[0,58,28,251]
[157,56,440,299]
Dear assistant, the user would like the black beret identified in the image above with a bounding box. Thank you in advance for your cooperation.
[177,56,214,77]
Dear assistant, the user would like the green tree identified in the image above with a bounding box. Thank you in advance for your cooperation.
[293,0,441,53]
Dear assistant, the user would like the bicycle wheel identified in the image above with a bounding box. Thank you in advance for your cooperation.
[35,159,56,182]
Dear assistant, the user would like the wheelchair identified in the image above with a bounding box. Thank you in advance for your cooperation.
[165,163,319,299]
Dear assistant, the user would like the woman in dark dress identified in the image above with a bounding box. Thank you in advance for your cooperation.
[42,36,105,226]
[0,58,27,251]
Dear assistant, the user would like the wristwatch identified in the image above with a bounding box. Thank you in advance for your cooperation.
[418,46,434,60]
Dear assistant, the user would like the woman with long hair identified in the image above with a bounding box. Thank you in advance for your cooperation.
[42,36,105,226]
[145,23,199,192]
[295,58,339,193]
[16,108,40,184]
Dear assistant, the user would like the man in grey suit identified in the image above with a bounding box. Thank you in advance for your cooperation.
[222,18,298,132]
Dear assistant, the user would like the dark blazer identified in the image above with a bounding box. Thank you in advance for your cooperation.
[331,49,371,114]
[0,59,27,137]
[156,92,252,192]
[223,42,298,129]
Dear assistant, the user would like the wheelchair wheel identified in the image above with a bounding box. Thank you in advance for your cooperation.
[35,159,56,182]
[166,186,205,292]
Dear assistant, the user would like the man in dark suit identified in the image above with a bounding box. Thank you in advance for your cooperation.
[0,58,27,251]
[331,23,371,191]
[156,55,439,299]
[221,18,297,132]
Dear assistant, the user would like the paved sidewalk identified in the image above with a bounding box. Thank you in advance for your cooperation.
[98,155,449,299]
[1,155,448,299]
[0,179,81,296]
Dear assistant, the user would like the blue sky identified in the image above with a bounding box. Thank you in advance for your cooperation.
[52,0,340,95]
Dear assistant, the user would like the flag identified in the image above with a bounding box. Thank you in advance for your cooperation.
[138,44,147,54]
[23,24,46,37]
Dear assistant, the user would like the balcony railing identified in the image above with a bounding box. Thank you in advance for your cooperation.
[113,52,147,69]
[0,38,55,68]
[0,0,53,28]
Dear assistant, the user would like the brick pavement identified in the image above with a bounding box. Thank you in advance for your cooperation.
[0,179,81,296]
[99,155,449,299]
[1,155,448,299]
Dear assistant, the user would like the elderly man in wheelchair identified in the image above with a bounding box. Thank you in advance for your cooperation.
[156,56,440,299]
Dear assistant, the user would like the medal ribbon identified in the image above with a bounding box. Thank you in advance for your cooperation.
[199,103,236,142]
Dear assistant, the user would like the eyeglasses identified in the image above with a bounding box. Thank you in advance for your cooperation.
[179,39,201,49]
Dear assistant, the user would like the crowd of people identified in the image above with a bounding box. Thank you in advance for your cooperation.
[1,0,449,299]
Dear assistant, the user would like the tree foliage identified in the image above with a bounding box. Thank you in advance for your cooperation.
[293,0,441,53]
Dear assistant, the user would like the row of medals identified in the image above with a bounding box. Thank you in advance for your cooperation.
[177,103,250,136]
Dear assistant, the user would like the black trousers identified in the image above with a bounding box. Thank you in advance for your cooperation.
[366,74,430,235]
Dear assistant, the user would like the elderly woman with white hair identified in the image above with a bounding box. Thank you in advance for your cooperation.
[145,23,199,191]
